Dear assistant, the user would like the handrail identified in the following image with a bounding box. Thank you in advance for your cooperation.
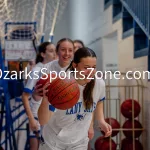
[121,0,150,39]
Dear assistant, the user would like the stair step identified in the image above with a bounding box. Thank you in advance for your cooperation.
[104,0,113,10]
[113,12,122,23]
[134,48,148,58]
[122,28,134,39]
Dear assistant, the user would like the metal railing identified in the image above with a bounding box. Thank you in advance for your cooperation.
[121,0,150,38]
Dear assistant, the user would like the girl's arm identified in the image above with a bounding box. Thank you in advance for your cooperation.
[38,82,53,125]
[95,101,105,123]
[38,96,52,125]
[22,66,41,131]
[22,92,39,131]
[95,101,112,137]
[88,112,94,140]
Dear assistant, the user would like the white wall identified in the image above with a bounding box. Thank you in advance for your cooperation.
[102,32,119,118]
[102,32,118,72]
[69,0,113,45]
[88,39,103,71]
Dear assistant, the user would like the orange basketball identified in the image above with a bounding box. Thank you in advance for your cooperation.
[36,73,56,88]
[47,77,80,110]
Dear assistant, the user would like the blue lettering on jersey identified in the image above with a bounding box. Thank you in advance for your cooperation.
[66,102,82,115]
[75,113,86,121]
[66,102,97,115]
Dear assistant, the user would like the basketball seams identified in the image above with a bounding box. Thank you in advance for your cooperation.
[49,80,77,103]
[49,78,73,92]
[53,84,78,101]
[48,77,60,89]
[48,79,70,100]
[49,82,78,104]
[47,78,65,99]
[52,90,80,109]
[47,78,80,110]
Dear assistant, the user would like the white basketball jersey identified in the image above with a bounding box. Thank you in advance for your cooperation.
[43,78,105,144]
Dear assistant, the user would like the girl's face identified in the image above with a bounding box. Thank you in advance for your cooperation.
[74,42,83,52]
[42,44,56,63]
[57,41,74,66]
[73,57,97,84]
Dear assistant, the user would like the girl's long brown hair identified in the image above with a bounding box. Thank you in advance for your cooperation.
[66,47,96,110]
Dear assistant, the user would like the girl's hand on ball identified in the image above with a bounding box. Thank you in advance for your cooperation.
[43,82,50,99]
[33,84,43,96]
[99,120,112,137]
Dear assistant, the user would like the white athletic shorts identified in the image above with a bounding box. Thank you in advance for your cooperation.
[39,127,89,150]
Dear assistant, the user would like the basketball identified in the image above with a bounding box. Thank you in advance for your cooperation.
[36,73,55,88]
[95,137,117,150]
[121,138,143,150]
[122,119,143,138]
[121,99,141,119]
[101,118,120,137]
[47,77,80,110]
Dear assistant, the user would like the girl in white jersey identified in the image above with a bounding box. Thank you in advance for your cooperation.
[22,41,56,150]
[22,38,74,149]
[33,39,94,148]
[38,47,112,150]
